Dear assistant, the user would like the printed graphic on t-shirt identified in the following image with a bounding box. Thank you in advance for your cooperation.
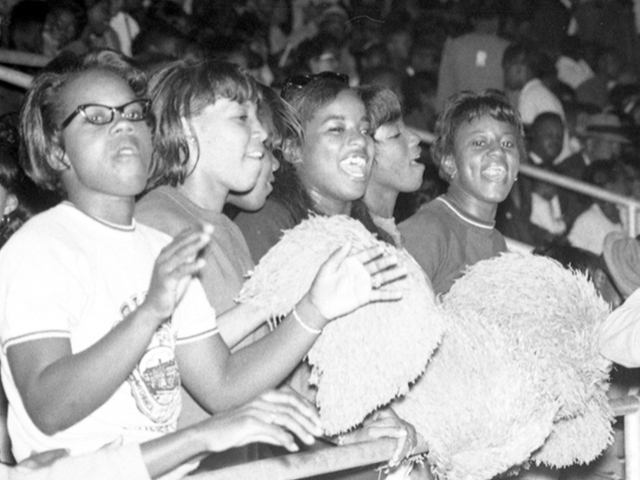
[118,293,181,426]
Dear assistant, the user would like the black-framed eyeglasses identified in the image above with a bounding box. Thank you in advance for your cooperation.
[280,71,349,100]
[60,99,151,130]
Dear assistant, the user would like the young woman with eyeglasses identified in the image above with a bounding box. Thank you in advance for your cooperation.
[0,51,405,466]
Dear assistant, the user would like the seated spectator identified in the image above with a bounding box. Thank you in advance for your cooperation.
[576,46,636,110]
[503,42,565,130]
[498,112,566,247]
[290,32,341,77]
[599,232,640,367]
[556,112,631,181]
[435,0,509,112]
[7,0,48,54]
[567,160,628,255]
[109,0,141,57]
[41,0,86,58]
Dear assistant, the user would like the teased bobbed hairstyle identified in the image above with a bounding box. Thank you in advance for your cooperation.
[357,84,402,133]
[146,58,262,190]
[19,49,148,194]
[431,89,526,183]
[258,83,303,151]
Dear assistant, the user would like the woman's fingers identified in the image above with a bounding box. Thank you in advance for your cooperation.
[156,224,213,275]
[253,390,323,441]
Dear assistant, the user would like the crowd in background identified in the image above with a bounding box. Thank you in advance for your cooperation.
[2,0,640,255]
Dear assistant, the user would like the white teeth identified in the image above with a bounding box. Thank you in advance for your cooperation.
[482,165,507,182]
[339,157,367,178]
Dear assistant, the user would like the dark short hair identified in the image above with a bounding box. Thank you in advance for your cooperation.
[358,84,402,132]
[146,58,261,189]
[431,89,525,182]
[19,49,148,194]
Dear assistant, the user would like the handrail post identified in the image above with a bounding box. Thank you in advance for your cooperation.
[628,205,638,238]
[625,390,640,480]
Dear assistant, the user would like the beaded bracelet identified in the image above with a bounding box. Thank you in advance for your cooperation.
[292,306,322,335]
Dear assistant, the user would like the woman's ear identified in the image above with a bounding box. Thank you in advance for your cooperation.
[441,155,457,180]
[282,138,303,165]
[46,144,71,172]
[3,194,17,217]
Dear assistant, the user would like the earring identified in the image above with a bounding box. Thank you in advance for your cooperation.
[450,170,457,180]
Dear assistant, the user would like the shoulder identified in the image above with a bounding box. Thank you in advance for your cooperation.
[235,199,295,234]
[235,199,296,264]
[400,199,451,234]
[136,187,194,237]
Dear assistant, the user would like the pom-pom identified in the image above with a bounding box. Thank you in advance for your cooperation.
[237,215,446,434]
[393,309,556,480]
[443,252,613,469]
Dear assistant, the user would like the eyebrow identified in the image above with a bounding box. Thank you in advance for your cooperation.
[320,115,370,125]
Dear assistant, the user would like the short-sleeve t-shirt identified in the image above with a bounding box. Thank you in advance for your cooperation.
[0,202,218,461]
[399,196,507,295]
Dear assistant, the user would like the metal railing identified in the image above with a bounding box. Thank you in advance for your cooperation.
[518,163,640,237]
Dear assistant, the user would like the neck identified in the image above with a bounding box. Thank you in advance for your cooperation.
[68,193,135,226]
[306,186,352,216]
[178,174,227,212]
[364,184,397,219]
[444,187,497,223]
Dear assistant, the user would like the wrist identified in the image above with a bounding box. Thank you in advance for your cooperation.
[294,295,329,333]
[134,302,170,330]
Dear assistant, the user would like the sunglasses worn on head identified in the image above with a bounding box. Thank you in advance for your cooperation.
[60,99,151,130]
[280,71,349,99]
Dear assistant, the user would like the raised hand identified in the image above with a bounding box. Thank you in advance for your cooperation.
[308,242,407,321]
[193,388,323,453]
[142,224,213,322]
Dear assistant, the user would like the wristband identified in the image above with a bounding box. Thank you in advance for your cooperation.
[292,306,322,335]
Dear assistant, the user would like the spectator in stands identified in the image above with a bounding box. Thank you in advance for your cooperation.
[6,0,47,54]
[435,0,509,112]
[567,160,628,255]
[556,112,631,182]
[599,232,640,365]
[41,0,86,57]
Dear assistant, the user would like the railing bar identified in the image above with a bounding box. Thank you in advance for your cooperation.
[0,65,32,89]
[611,395,640,417]
[0,49,49,68]
[519,164,640,210]
[191,439,429,480]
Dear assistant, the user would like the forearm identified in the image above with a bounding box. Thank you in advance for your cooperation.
[186,296,326,413]
[140,426,206,479]
[599,291,640,367]
[10,306,163,434]
[217,302,270,349]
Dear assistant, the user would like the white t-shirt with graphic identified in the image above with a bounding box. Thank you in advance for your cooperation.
[0,203,218,461]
